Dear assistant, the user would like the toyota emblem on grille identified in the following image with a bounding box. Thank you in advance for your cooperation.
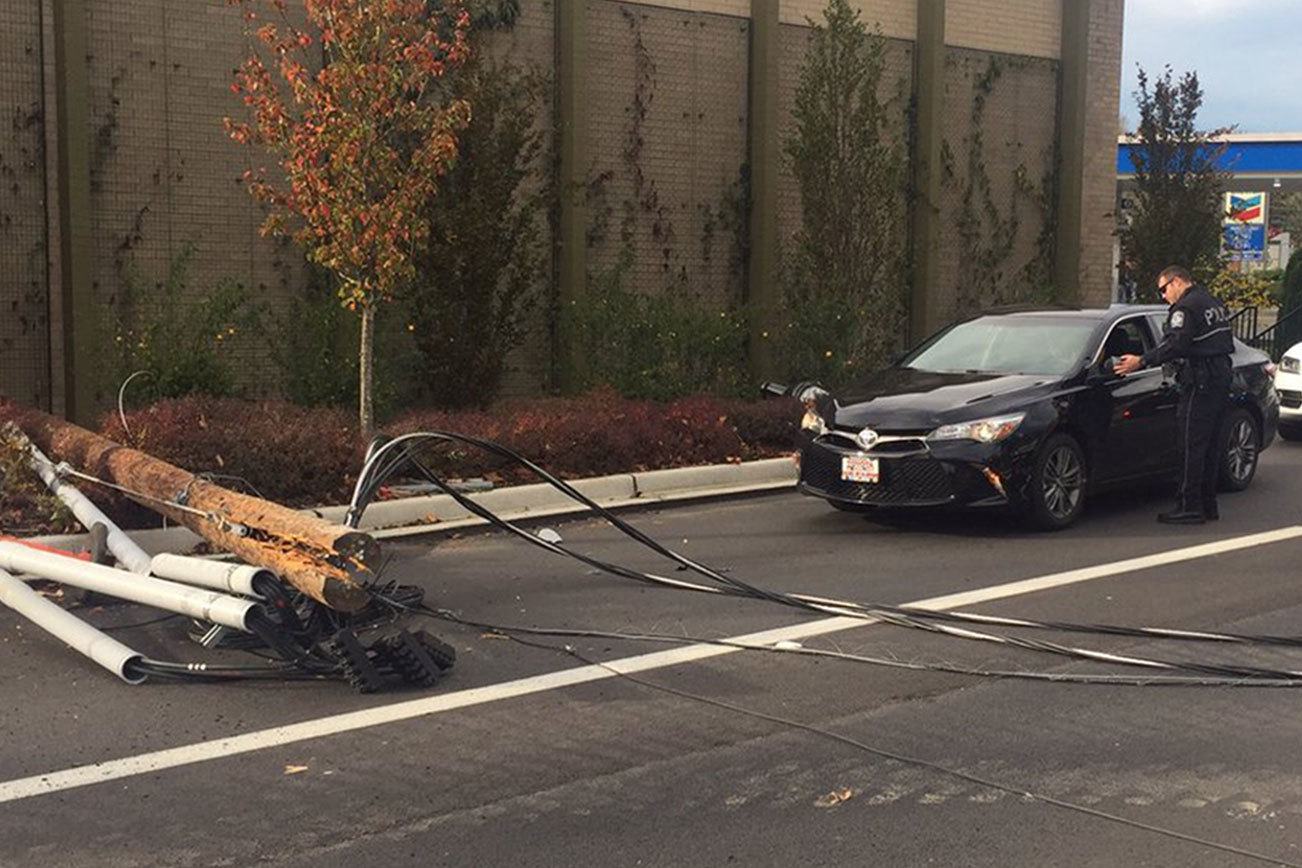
[855,427,879,450]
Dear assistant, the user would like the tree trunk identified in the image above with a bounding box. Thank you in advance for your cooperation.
[359,302,376,437]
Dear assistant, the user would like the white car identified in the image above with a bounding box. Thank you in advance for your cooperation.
[1277,342,1302,440]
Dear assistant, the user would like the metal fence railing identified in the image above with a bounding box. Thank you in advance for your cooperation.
[1247,305,1302,361]
[1229,305,1259,343]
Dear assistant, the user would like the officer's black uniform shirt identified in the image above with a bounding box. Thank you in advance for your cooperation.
[1141,284,1235,371]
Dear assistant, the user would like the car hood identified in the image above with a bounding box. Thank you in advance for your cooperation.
[831,368,1060,431]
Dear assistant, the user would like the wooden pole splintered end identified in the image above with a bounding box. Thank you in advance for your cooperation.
[10,407,376,612]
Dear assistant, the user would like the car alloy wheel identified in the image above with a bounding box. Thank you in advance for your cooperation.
[1041,444,1084,521]
[1224,414,1258,487]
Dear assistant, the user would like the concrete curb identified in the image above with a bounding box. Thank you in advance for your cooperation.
[31,457,798,555]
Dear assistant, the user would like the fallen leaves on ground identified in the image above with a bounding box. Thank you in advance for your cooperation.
[814,787,855,808]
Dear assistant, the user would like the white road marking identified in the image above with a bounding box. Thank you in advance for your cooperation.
[2,526,1300,805]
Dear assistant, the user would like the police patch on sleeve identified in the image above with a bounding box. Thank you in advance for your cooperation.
[1170,310,1186,328]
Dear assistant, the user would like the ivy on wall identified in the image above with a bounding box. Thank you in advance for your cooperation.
[617,6,677,276]
[941,54,1058,312]
[1,96,51,402]
[576,8,747,291]
[564,5,753,397]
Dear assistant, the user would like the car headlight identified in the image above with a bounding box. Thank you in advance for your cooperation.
[927,412,1026,444]
[799,385,830,435]
[1282,356,1301,375]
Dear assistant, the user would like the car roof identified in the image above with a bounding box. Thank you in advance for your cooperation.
[974,303,1166,322]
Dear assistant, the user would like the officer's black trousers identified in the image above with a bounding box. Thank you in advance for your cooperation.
[1174,364,1231,514]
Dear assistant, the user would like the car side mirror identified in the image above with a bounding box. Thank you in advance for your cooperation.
[759,381,789,399]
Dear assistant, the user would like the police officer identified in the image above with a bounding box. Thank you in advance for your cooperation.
[1113,265,1235,525]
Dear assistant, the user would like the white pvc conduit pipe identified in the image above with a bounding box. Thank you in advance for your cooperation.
[20,437,154,576]
[149,554,269,599]
[0,568,145,684]
[0,543,255,632]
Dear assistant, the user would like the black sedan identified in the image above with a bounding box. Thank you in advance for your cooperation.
[787,305,1280,529]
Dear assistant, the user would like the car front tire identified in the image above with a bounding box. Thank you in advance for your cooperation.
[1025,433,1087,531]
[1219,408,1260,492]
[1279,423,1302,442]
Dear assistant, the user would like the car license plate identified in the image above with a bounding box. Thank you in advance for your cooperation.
[841,455,880,483]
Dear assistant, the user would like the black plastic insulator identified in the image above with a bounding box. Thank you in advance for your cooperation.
[375,631,440,687]
[327,629,386,694]
[411,630,457,671]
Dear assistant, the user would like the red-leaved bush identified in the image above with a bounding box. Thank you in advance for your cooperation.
[1,391,800,532]
[100,397,362,506]
[387,389,759,484]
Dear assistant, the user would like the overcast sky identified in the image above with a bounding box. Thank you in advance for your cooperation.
[1121,0,1302,134]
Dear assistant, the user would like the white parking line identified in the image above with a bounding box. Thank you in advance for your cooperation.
[2,526,1300,805]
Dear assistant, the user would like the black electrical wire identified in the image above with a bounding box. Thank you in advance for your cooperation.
[520,633,1302,868]
[358,441,743,598]
[350,441,1302,682]
[129,656,331,683]
[349,433,786,603]
[350,430,1302,656]
[414,606,1302,688]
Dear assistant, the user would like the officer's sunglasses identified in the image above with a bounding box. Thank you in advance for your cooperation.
[1157,278,1176,295]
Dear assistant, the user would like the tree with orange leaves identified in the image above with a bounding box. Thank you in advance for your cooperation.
[226,0,470,433]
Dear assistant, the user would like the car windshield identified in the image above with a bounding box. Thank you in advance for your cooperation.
[901,315,1096,376]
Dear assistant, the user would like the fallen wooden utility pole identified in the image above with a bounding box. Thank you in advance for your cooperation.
[8,408,375,612]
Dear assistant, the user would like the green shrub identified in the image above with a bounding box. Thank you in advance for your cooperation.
[1282,256,1302,314]
[773,291,905,389]
[268,265,422,419]
[779,0,908,388]
[112,247,260,404]
[569,262,749,401]
[408,54,548,408]
[1210,268,1279,310]
[1257,268,1285,306]
[1278,256,1302,350]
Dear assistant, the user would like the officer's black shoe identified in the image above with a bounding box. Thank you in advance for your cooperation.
[1203,502,1220,521]
[1158,509,1205,525]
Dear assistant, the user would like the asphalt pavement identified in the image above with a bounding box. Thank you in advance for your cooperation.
[5,440,1302,867]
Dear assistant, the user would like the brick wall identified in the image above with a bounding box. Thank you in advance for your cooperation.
[934,48,1060,321]
[0,0,50,408]
[945,0,1061,59]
